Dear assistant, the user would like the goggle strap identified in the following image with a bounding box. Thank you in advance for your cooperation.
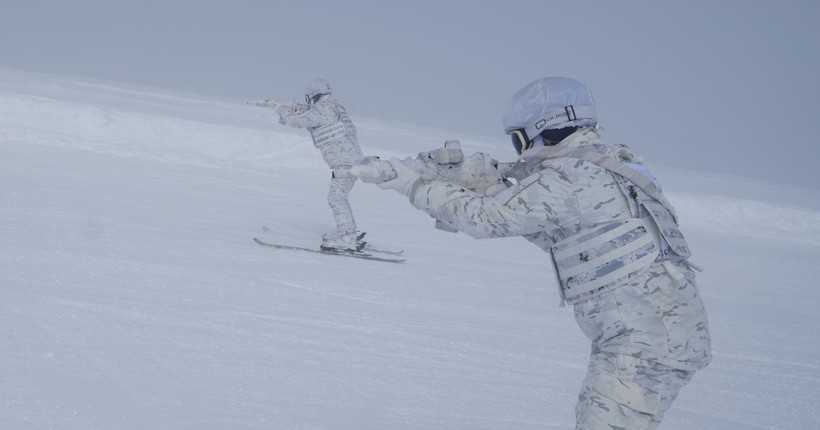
[523,105,595,140]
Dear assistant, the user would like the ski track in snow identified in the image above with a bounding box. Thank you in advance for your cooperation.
[1,67,819,429]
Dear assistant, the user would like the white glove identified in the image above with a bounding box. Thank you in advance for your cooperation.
[378,157,423,197]
[351,157,422,197]
[454,152,508,196]
[429,140,463,164]
[276,104,293,117]
[276,103,297,124]
[350,156,398,184]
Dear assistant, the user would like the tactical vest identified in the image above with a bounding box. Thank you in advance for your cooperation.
[310,101,356,148]
[535,143,692,305]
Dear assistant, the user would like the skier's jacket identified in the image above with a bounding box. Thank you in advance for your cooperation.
[280,96,364,169]
[412,128,690,302]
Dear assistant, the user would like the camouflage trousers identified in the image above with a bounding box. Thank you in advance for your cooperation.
[575,353,693,429]
[327,176,357,235]
[573,260,711,429]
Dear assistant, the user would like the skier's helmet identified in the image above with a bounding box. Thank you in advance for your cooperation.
[503,77,597,154]
[305,78,332,104]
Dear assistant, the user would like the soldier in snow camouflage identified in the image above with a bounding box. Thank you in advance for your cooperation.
[276,79,365,252]
[353,77,711,429]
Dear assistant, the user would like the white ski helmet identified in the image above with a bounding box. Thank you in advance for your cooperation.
[503,77,597,154]
[305,78,332,104]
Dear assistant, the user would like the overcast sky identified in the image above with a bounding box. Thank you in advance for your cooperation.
[2,0,819,190]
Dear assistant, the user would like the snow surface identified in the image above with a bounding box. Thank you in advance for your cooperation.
[2,67,819,429]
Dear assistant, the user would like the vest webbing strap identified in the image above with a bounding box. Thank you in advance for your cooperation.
[560,232,655,279]
[562,246,659,300]
[552,218,660,303]
[553,218,647,260]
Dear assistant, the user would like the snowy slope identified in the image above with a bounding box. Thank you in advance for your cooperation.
[1,68,818,429]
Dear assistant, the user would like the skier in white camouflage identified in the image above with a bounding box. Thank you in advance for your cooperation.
[275,78,366,252]
[352,77,711,429]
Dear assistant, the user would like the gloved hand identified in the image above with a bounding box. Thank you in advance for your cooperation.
[377,157,423,197]
[454,152,509,196]
[276,104,294,117]
[276,103,297,124]
[351,157,422,198]
[428,140,463,164]
[350,156,398,184]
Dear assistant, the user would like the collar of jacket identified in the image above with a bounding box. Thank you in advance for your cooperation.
[518,127,679,220]
[521,126,602,162]
[506,127,602,177]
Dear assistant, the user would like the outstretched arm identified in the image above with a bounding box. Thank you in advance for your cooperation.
[278,102,334,129]
[247,98,306,125]
[247,98,289,110]
[352,152,574,239]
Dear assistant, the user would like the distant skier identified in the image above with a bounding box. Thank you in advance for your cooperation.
[352,77,712,429]
[254,78,365,252]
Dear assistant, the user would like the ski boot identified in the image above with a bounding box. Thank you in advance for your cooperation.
[320,231,366,252]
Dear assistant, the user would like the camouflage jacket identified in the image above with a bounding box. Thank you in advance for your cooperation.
[411,127,688,304]
[280,97,364,168]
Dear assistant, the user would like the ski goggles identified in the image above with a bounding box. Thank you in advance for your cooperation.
[305,93,326,104]
[509,129,534,155]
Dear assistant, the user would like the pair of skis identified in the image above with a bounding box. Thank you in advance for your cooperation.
[254,228,405,263]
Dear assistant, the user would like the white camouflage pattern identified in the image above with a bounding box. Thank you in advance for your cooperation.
[404,127,711,428]
[279,95,364,236]
[279,95,364,169]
